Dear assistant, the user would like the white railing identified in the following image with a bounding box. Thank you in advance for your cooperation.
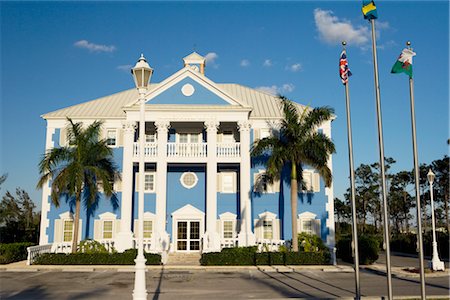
[133,238,152,252]
[217,143,241,157]
[99,239,115,252]
[52,242,73,253]
[256,238,286,252]
[27,244,53,265]
[167,143,207,158]
[133,142,158,158]
[220,238,238,249]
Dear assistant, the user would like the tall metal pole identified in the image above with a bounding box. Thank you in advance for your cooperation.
[369,18,393,299]
[406,42,426,297]
[342,41,361,300]
[133,91,147,300]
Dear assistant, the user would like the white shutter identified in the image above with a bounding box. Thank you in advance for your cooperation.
[217,133,223,143]
[313,173,320,192]
[114,220,121,235]
[135,173,139,191]
[114,173,122,192]
[297,218,301,233]
[217,173,222,192]
[54,219,62,243]
[232,172,237,193]
[272,179,280,193]
[78,219,83,242]
[274,219,280,240]
[94,220,102,240]
[253,129,260,141]
[133,220,139,237]
[117,128,124,146]
[254,219,261,239]
[216,220,222,237]
[59,128,67,146]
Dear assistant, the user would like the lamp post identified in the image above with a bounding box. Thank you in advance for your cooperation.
[131,54,153,300]
[427,169,445,271]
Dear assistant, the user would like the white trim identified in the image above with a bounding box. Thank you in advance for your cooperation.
[106,128,118,147]
[219,171,236,193]
[135,172,156,193]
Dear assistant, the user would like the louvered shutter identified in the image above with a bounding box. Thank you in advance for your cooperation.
[114,220,121,235]
[254,219,261,239]
[59,128,67,146]
[313,173,320,192]
[114,173,122,192]
[253,129,260,141]
[77,220,83,242]
[133,220,139,237]
[94,220,102,240]
[313,219,321,237]
[232,172,237,193]
[217,173,222,192]
[272,179,281,193]
[54,219,62,243]
[217,133,223,143]
[117,128,124,146]
[135,173,139,191]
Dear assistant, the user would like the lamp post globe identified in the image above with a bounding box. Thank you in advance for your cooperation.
[427,169,445,271]
[132,53,153,300]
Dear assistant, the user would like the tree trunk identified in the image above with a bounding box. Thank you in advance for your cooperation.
[291,164,299,252]
[445,194,449,234]
[72,192,81,254]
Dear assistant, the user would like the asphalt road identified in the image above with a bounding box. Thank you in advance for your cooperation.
[1,268,449,300]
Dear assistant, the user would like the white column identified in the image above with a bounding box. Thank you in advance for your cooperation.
[39,125,56,245]
[203,120,221,252]
[115,121,136,252]
[152,120,170,252]
[237,120,256,246]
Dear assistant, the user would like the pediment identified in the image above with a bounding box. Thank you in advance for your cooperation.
[298,211,317,219]
[98,212,117,220]
[258,211,277,219]
[219,212,237,220]
[171,204,204,217]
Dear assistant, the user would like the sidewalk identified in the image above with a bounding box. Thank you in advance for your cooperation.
[0,260,354,273]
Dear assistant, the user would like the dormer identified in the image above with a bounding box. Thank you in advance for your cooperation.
[183,52,206,74]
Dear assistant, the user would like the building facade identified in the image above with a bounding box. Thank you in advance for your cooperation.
[38,53,335,257]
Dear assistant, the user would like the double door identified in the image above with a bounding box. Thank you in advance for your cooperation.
[176,220,200,251]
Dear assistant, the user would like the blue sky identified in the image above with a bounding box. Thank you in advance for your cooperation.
[1,1,448,208]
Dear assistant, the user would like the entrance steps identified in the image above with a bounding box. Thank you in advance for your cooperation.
[166,252,201,266]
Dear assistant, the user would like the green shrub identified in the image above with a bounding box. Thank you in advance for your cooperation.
[201,246,330,266]
[336,234,379,265]
[201,246,257,266]
[298,233,328,252]
[391,232,449,259]
[34,249,161,265]
[0,242,34,264]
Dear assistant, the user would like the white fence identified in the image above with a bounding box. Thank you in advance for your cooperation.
[220,238,238,249]
[255,239,286,252]
[167,143,207,158]
[133,238,152,252]
[27,244,53,265]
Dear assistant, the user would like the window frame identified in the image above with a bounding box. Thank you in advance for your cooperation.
[106,129,118,147]
[63,219,74,242]
[220,172,236,193]
[143,220,153,239]
[135,172,156,193]
[263,220,274,239]
[102,220,114,240]
[223,220,233,239]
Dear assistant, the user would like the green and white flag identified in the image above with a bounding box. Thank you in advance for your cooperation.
[391,48,416,78]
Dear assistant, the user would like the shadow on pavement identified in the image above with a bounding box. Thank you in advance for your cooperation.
[256,269,315,298]
[1,285,110,300]
[287,271,355,297]
[151,266,165,300]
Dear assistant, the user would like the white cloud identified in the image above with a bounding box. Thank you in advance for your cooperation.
[313,8,369,46]
[205,52,219,68]
[240,59,250,67]
[74,40,116,53]
[117,65,132,72]
[263,59,272,67]
[255,83,295,95]
[287,63,302,72]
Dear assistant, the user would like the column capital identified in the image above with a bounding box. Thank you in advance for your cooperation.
[204,120,220,132]
[122,121,137,134]
[155,120,171,132]
[238,120,252,132]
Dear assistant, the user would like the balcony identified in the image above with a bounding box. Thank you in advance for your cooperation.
[132,142,241,159]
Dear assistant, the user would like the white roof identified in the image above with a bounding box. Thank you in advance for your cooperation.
[42,83,306,120]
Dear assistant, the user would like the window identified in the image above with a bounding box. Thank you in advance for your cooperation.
[263,220,273,239]
[302,170,320,193]
[253,170,278,193]
[143,220,153,238]
[178,133,200,143]
[135,172,156,193]
[103,220,113,239]
[260,128,271,139]
[63,220,74,242]
[106,129,117,146]
[145,134,156,143]
[222,131,235,143]
[180,172,198,189]
[179,133,188,143]
[220,172,236,193]
[223,221,233,238]
[302,220,313,235]
[144,173,155,192]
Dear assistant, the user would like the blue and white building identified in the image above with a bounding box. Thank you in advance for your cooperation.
[37,52,335,258]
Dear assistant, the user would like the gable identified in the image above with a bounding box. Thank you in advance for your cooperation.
[148,77,234,106]
[171,204,205,217]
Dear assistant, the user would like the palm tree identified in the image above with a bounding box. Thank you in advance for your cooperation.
[251,96,335,252]
[37,118,119,253]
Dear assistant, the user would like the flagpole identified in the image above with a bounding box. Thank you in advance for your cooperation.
[369,18,393,300]
[406,41,426,300]
[342,41,361,300]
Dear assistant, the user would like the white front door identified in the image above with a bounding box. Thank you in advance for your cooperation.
[176,220,201,252]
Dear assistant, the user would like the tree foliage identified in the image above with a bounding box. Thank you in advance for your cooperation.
[251,96,335,251]
[37,118,119,253]
[0,188,40,243]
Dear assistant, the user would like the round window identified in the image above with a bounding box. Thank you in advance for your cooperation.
[180,172,198,189]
